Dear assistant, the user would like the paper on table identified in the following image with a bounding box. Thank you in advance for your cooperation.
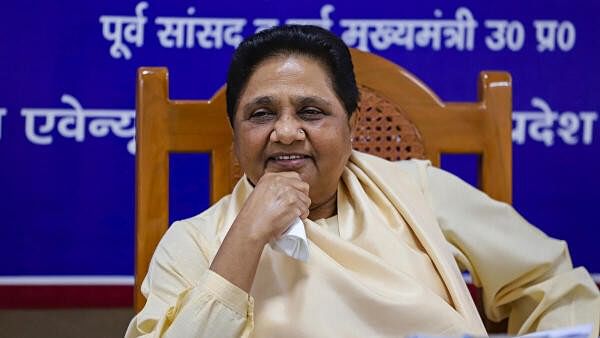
[269,217,309,261]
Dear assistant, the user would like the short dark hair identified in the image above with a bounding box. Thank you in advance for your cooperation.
[226,25,359,126]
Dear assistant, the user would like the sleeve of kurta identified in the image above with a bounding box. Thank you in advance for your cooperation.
[125,220,254,338]
[413,163,600,336]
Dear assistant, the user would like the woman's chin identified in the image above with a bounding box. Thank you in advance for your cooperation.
[266,158,311,172]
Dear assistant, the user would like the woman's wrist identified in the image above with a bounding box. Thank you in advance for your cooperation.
[208,217,269,293]
[228,210,273,248]
[229,215,272,247]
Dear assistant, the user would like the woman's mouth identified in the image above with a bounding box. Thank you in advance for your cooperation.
[268,154,310,170]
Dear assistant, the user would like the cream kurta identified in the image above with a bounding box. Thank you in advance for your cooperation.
[126,151,600,338]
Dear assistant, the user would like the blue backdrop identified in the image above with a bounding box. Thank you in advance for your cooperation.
[1,1,598,284]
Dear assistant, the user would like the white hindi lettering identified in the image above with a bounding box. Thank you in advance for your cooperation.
[340,7,477,52]
[97,5,580,56]
[534,20,576,52]
[512,97,597,146]
[99,1,148,60]
[20,95,136,154]
[578,113,598,145]
[339,20,370,51]
[414,10,443,51]
[0,108,6,140]
[526,97,556,146]
[155,7,246,49]
[285,4,335,30]
[253,4,335,33]
[253,18,279,33]
[372,20,416,51]
[443,7,477,50]
[484,20,525,51]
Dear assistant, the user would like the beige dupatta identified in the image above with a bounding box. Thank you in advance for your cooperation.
[216,151,486,337]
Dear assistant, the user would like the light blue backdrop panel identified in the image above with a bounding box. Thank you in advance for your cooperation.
[0,1,598,277]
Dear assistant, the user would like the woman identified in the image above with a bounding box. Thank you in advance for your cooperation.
[126,25,599,337]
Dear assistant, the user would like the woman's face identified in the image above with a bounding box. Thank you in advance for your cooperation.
[233,54,352,209]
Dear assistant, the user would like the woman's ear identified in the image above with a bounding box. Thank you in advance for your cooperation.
[347,112,357,153]
[348,111,357,130]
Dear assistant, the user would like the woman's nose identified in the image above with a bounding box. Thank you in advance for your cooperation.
[270,115,305,144]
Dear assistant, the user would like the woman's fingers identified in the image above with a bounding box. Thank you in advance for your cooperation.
[296,191,311,216]
[243,171,312,240]
[277,177,311,215]
[264,171,310,194]
[299,205,310,220]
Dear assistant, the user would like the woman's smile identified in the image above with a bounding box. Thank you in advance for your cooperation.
[266,153,312,171]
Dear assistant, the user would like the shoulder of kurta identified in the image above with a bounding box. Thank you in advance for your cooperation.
[350,151,435,200]
[393,159,431,180]
[351,150,430,180]
[147,194,234,278]
[171,194,233,247]
[142,194,235,296]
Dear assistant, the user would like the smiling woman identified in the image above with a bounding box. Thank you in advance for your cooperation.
[126,25,600,338]
[233,54,352,221]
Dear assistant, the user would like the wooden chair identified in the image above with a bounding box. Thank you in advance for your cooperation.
[134,49,513,321]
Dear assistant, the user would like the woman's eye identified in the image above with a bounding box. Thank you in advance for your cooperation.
[299,108,324,120]
[249,110,275,121]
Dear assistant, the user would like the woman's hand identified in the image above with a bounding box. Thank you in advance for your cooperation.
[209,171,310,292]
[235,171,311,244]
